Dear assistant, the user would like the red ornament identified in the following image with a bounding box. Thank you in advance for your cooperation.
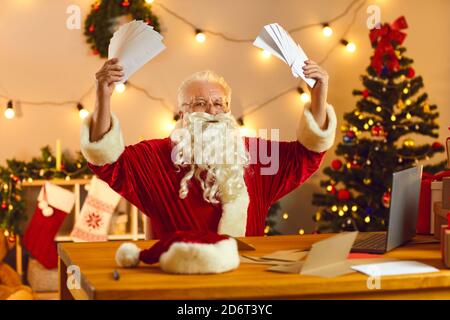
[432,141,443,150]
[337,189,351,201]
[89,24,95,33]
[382,191,391,208]
[121,0,130,7]
[1,202,7,210]
[331,159,343,170]
[362,89,369,98]
[371,124,386,139]
[60,163,65,170]
[346,130,356,138]
[406,67,415,78]
[146,18,153,26]
[92,48,99,55]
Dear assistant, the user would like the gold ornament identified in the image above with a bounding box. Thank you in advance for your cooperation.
[423,103,430,113]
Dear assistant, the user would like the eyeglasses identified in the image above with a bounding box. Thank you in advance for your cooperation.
[182,97,229,112]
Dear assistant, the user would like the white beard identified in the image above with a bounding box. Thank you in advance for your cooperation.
[170,112,249,204]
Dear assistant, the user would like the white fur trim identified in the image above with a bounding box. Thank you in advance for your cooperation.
[217,184,250,237]
[37,182,75,213]
[116,242,141,268]
[80,112,125,166]
[297,103,337,153]
[159,238,240,274]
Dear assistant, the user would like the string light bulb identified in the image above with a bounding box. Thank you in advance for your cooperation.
[341,39,356,53]
[4,100,15,119]
[115,83,126,93]
[167,113,180,131]
[77,103,89,119]
[261,49,271,59]
[145,0,154,3]
[322,23,333,37]
[297,87,310,103]
[195,29,206,43]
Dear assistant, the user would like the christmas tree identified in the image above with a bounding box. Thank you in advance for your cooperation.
[312,16,446,233]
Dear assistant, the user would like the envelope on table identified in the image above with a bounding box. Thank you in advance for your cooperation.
[240,249,308,265]
[267,232,394,278]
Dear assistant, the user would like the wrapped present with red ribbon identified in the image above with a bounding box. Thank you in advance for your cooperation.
[417,171,450,234]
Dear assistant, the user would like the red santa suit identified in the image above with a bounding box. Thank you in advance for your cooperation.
[80,103,336,238]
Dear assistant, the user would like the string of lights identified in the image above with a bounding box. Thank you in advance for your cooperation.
[1,0,365,128]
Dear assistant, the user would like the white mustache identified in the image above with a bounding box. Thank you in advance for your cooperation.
[183,111,236,126]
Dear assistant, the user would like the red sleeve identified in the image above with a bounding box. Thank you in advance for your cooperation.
[249,137,326,205]
[87,142,150,214]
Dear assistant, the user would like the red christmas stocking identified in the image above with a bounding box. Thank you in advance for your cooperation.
[23,182,75,269]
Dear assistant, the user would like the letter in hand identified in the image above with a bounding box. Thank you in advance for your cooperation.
[95,58,125,99]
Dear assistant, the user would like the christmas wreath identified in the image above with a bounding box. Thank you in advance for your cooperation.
[84,0,161,58]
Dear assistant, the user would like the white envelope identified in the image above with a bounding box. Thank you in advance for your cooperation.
[268,232,394,278]
[108,20,166,83]
[351,261,440,277]
[253,23,316,88]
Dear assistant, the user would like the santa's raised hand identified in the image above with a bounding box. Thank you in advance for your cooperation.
[303,60,329,129]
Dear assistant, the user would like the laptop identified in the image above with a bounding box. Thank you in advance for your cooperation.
[351,165,423,254]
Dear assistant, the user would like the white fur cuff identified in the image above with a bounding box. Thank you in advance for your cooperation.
[217,185,250,237]
[297,103,337,153]
[80,112,125,166]
[159,238,240,274]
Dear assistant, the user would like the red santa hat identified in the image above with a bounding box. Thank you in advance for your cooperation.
[115,230,240,274]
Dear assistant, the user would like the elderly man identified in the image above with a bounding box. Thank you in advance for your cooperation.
[80,58,336,238]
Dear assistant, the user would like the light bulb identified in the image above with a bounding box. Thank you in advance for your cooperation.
[78,108,89,119]
[261,49,271,59]
[167,121,176,131]
[322,24,333,37]
[145,0,154,3]
[115,83,126,93]
[346,42,356,53]
[4,107,15,119]
[341,39,356,53]
[195,30,206,43]
[300,92,311,103]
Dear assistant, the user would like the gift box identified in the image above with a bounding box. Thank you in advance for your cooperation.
[417,171,450,234]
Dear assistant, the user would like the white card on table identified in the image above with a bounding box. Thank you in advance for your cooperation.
[351,261,440,277]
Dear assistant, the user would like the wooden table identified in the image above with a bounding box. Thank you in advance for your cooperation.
[58,234,450,300]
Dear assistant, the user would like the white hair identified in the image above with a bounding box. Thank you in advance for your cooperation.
[177,70,232,112]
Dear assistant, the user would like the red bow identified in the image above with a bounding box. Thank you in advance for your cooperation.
[370,16,408,75]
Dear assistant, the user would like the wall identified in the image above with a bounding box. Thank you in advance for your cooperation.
[0,0,448,234]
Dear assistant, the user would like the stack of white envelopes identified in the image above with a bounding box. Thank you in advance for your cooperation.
[254,23,316,88]
[108,20,166,84]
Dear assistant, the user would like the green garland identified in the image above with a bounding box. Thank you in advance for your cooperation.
[84,0,161,58]
[0,146,92,236]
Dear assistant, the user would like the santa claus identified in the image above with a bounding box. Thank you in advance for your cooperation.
[80,58,336,238]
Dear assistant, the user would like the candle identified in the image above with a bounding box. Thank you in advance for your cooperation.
[56,139,61,171]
